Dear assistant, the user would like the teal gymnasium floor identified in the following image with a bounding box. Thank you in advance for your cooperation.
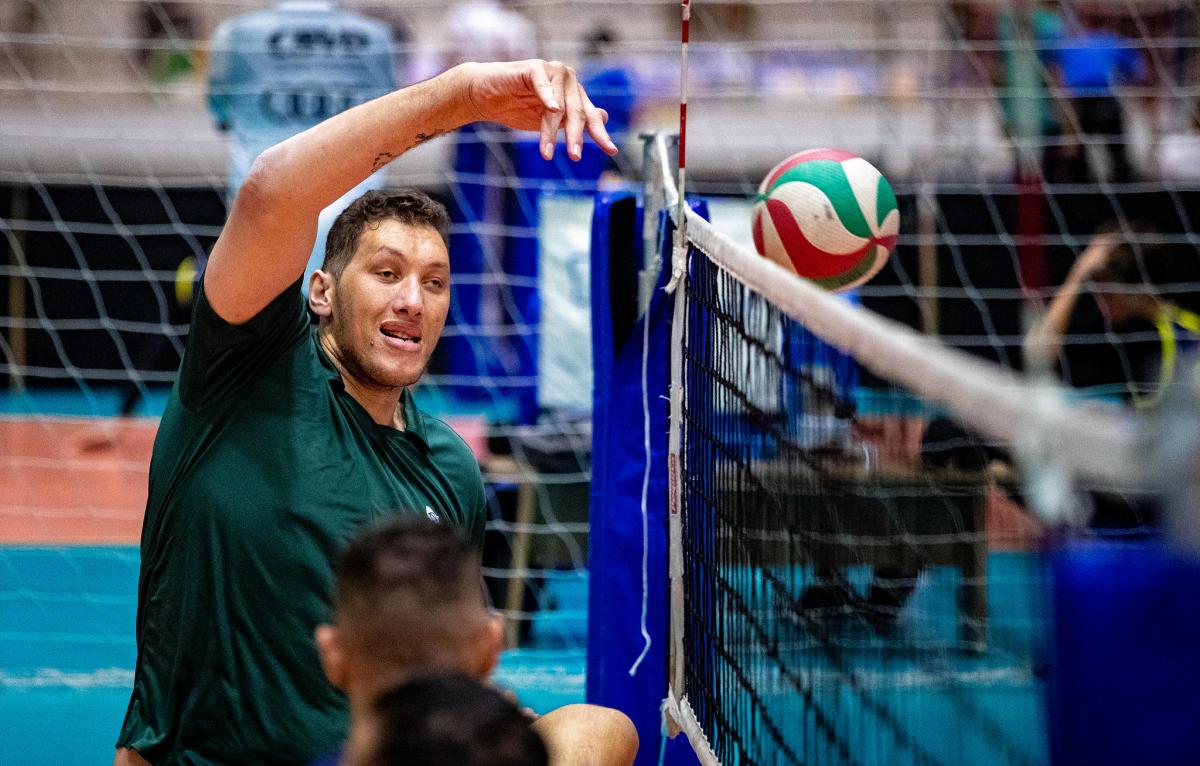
[0,545,588,765]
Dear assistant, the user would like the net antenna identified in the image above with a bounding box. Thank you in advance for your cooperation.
[666,0,692,296]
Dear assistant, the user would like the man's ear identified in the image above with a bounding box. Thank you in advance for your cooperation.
[473,614,506,680]
[308,270,335,318]
[314,623,348,690]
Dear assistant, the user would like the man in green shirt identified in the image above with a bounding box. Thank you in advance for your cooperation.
[114,60,617,765]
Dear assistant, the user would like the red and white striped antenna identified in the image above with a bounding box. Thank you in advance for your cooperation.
[676,0,691,227]
[667,0,691,292]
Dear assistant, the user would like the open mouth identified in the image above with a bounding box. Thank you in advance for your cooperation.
[380,324,422,351]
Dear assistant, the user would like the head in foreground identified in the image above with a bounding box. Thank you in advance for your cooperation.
[348,672,548,766]
[309,189,452,391]
[316,517,504,706]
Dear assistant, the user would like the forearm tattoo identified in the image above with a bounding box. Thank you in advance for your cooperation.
[371,152,398,172]
[414,129,447,146]
[370,129,448,172]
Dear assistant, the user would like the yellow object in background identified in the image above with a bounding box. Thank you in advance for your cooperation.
[175,256,197,306]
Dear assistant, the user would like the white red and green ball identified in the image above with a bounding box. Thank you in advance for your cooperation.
[752,149,900,292]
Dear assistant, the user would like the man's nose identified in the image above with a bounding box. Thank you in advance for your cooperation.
[391,275,423,317]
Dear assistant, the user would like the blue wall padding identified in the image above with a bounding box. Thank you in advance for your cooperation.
[587,193,702,766]
[444,129,607,421]
[1048,541,1200,766]
[587,190,651,717]
[507,139,606,422]
[444,124,501,406]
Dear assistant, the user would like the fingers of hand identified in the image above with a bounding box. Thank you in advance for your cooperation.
[527,60,560,113]
[538,61,567,160]
[582,93,617,156]
[563,68,586,160]
[520,60,619,160]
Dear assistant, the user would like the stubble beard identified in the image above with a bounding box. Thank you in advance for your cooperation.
[329,313,422,393]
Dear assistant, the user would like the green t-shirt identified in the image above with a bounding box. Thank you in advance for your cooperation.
[116,282,486,764]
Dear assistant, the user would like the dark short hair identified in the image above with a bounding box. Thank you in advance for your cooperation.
[333,516,478,618]
[367,673,548,766]
[331,517,482,668]
[1084,221,1161,290]
[1092,241,1157,288]
[322,189,451,280]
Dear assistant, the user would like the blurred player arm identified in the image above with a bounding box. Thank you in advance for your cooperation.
[1024,232,1117,366]
[204,60,616,325]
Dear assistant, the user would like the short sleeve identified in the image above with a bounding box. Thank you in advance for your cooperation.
[177,279,309,410]
[469,471,488,552]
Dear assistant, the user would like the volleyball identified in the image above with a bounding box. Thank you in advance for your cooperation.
[752,149,900,292]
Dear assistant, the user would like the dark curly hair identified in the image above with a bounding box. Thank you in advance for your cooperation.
[321,189,450,280]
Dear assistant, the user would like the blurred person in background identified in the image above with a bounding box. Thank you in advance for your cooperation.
[1047,10,1148,184]
[208,1,398,290]
[1026,224,1200,410]
[1026,224,1200,530]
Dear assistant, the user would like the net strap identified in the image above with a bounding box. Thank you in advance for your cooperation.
[656,126,689,732]
[662,691,719,766]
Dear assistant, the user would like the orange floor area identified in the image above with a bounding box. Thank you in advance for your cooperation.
[1,414,1038,548]
[1,417,156,544]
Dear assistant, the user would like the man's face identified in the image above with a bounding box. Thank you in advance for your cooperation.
[323,219,450,390]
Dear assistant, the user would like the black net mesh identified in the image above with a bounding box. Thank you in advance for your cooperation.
[678,243,1047,766]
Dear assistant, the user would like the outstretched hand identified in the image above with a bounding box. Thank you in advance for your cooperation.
[1073,233,1119,281]
[457,60,618,161]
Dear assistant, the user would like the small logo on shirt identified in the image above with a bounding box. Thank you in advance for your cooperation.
[425,506,441,523]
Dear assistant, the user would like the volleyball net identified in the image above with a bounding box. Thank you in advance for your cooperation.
[641,127,1166,765]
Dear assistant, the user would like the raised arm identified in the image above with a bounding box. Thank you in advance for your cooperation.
[1024,233,1117,368]
[204,60,615,324]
